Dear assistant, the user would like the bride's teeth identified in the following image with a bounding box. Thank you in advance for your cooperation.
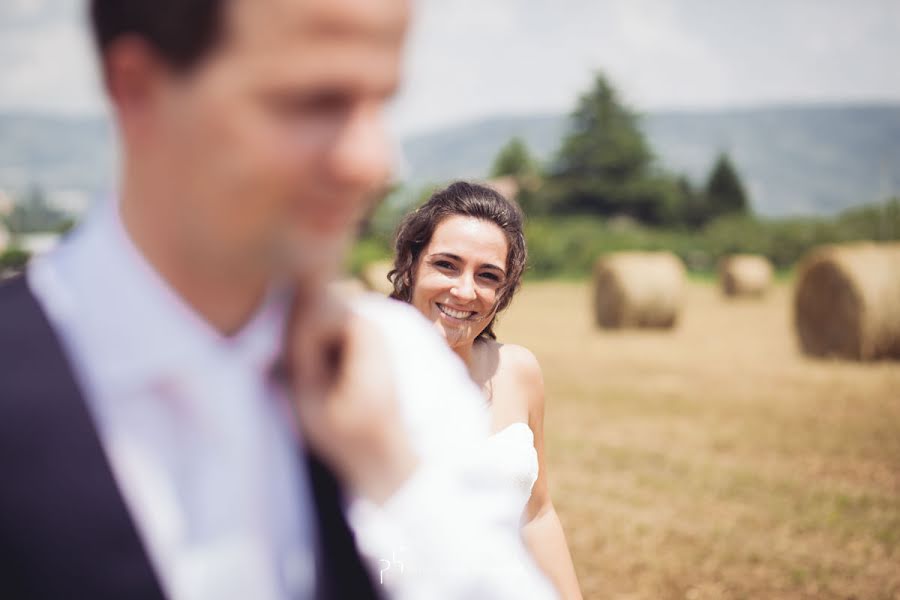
[439,304,473,319]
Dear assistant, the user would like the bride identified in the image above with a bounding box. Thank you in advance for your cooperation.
[387,181,582,599]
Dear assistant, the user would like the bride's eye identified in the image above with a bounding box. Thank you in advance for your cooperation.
[432,260,455,270]
[479,272,501,283]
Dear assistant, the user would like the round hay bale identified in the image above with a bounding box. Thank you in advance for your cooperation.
[718,254,773,297]
[794,242,900,360]
[593,251,686,329]
[359,259,395,295]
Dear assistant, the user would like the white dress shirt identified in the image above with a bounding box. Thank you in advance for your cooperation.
[28,199,316,599]
[28,198,557,599]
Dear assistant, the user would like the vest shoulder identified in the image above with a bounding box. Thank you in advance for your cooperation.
[0,273,58,375]
[0,274,37,333]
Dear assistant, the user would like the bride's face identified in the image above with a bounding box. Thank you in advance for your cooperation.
[411,215,509,349]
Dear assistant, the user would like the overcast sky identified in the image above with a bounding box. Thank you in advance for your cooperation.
[2,0,899,135]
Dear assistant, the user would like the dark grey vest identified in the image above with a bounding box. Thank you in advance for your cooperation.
[0,275,380,599]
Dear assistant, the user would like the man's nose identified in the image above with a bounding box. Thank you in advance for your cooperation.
[327,104,393,191]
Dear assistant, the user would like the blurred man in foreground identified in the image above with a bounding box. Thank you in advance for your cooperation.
[0,0,556,598]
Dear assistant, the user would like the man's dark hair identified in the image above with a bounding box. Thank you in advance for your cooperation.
[90,0,228,71]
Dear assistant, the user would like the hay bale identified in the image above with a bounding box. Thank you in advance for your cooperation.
[794,242,900,360]
[718,254,773,297]
[593,251,686,329]
[359,259,395,295]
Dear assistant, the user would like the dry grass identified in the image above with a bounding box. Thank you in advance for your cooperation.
[496,280,900,600]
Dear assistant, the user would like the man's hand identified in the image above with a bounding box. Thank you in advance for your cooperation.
[286,289,419,504]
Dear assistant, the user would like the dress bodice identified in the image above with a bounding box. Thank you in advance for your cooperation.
[483,422,539,523]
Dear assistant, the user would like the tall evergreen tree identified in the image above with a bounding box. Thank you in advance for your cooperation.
[543,73,667,221]
[704,152,750,218]
[676,175,707,229]
[490,137,536,179]
[556,75,652,180]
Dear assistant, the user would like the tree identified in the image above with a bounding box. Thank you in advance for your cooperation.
[490,137,537,179]
[542,73,670,222]
[677,175,710,229]
[7,184,67,234]
[704,152,750,219]
[0,247,30,276]
[490,137,543,214]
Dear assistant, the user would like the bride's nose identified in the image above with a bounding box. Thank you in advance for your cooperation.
[450,274,477,301]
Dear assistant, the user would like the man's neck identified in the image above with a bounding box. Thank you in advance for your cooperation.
[118,181,270,337]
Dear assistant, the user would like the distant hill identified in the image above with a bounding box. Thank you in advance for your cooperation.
[2,103,899,217]
[401,104,900,216]
[0,112,115,199]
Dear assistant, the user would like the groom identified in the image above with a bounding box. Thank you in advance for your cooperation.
[0,0,556,598]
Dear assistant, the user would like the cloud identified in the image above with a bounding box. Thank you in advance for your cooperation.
[2,0,900,134]
[389,0,900,134]
[0,19,103,114]
[0,0,105,115]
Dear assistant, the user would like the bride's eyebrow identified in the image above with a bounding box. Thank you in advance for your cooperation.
[429,252,461,261]
[430,252,505,274]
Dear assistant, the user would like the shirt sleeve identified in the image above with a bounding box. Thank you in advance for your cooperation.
[347,295,558,599]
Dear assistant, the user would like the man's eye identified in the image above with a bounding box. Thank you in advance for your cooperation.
[270,92,351,117]
[303,92,352,115]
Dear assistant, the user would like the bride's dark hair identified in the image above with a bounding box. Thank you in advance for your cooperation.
[388,181,527,341]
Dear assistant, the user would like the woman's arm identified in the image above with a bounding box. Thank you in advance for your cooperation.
[345,303,557,599]
[511,346,583,599]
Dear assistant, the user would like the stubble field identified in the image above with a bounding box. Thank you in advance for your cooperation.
[497,280,900,600]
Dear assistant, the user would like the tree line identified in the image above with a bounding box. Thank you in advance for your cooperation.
[491,73,749,228]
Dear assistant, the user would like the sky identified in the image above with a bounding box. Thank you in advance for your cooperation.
[1,0,899,136]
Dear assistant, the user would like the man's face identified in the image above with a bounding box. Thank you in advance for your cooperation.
[143,0,408,279]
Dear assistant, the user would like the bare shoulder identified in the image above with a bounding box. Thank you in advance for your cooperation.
[497,343,544,390]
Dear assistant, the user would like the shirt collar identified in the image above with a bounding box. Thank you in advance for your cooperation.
[32,197,291,391]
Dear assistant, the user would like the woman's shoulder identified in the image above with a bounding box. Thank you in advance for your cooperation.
[499,342,541,373]
[488,342,544,423]
[493,341,543,388]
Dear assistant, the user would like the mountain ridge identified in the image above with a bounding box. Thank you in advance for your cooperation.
[2,102,899,217]
[400,102,900,216]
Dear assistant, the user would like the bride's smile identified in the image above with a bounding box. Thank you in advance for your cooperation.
[436,303,477,321]
[410,214,508,348]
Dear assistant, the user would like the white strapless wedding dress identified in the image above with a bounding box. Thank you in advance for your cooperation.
[482,422,539,526]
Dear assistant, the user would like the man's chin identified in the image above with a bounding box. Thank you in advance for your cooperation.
[277,229,353,287]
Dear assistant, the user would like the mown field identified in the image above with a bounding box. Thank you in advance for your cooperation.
[496,280,900,600]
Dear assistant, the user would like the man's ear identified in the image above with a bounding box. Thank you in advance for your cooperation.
[102,35,167,129]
